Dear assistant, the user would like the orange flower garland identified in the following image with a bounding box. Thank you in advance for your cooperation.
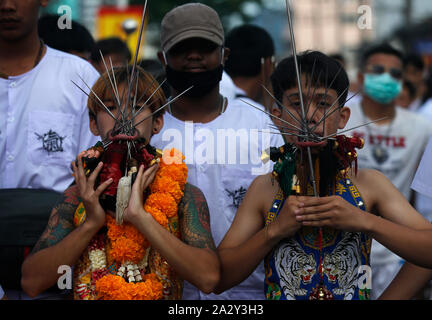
[95,274,163,300]
[74,148,188,300]
[106,215,148,264]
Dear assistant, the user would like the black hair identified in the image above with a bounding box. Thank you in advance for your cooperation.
[225,24,275,78]
[271,51,349,108]
[139,59,170,98]
[38,14,95,54]
[360,43,403,69]
[403,80,417,99]
[329,53,345,66]
[403,53,425,71]
[90,37,132,63]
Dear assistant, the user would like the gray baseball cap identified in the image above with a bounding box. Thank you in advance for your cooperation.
[160,3,224,53]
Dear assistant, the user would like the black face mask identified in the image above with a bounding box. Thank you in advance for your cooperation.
[165,64,223,98]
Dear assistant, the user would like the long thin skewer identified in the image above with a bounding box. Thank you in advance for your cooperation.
[100,51,122,108]
[124,1,148,125]
[261,84,303,127]
[239,98,305,133]
[319,117,388,140]
[310,89,360,133]
[128,85,194,129]
[109,57,121,105]
[286,0,318,197]
[73,77,118,122]
[304,59,317,117]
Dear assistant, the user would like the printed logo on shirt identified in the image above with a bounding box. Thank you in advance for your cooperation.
[35,130,66,154]
[352,132,406,148]
[225,186,247,209]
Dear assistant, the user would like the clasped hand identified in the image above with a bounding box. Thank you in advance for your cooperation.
[294,195,367,232]
[73,155,159,229]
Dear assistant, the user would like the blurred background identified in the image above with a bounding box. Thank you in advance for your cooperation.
[40,0,432,80]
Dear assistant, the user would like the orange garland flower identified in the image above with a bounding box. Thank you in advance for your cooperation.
[95,274,163,300]
[151,175,184,202]
[86,148,188,300]
[146,193,178,218]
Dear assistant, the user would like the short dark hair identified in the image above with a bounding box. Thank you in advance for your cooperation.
[404,53,425,71]
[139,59,170,98]
[271,51,349,108]
[38,14,95,54]
[329,53,345,65]
[360,43,403,69]
[403,80,417,99]
[90,37,132,63]
[225,24,275,78]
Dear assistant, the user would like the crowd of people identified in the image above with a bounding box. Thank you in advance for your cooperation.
[1,0,432,301]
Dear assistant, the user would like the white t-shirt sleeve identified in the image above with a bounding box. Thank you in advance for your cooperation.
[412,136,432,198]
[0,284,4,299]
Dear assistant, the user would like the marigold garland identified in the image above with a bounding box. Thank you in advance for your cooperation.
[95,273,163,300]
[74,148,188,300]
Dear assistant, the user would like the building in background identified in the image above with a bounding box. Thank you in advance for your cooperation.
[41,0,432,67]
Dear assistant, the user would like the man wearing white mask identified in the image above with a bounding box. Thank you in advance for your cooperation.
[344,43,432,299]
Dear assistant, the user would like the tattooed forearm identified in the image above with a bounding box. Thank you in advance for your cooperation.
[178,183,216,251]
[31,186,79,254]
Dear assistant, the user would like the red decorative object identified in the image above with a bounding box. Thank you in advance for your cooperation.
[334,135,364,176]
[99,142,128,197]
[88,234,105,251]
[309,283,334,300]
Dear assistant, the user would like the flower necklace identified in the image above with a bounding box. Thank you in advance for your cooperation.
[73,148,188,300]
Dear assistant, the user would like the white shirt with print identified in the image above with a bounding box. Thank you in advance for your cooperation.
[0,46,99,193]
[151,98,284,300]
[344,101,432,299]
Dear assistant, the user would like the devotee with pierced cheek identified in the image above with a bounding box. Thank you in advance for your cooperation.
[21,67,220,300]
[214,51,432,300]
[151,3,283,300]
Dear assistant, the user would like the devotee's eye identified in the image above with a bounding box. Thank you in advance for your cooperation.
[291,101,301,108]
[318,101,331,108]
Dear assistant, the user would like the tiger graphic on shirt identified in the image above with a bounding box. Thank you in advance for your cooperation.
[274,239,316,300]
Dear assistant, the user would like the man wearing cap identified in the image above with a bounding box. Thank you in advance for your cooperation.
[152,3,284,300]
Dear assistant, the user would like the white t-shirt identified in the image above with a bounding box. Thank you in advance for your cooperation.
[412,105,432,221]
[344,101,432,298]
[0,46,99,193]
[412,137,432,201]
[220,71,236,101]
[346,102,432,200]
[151,99,284,300]
[230,86,267,112]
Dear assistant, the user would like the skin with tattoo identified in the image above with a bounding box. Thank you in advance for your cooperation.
[178,184,216,252]
[214,78,432,295]
[21,74,220,298]
[31,189,78,253]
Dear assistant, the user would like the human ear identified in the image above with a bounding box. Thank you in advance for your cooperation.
[338,107,351,130]
[89,116,100,136]
[222,47,230,66]
[151,114,164,136]
[270,105,285,129]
